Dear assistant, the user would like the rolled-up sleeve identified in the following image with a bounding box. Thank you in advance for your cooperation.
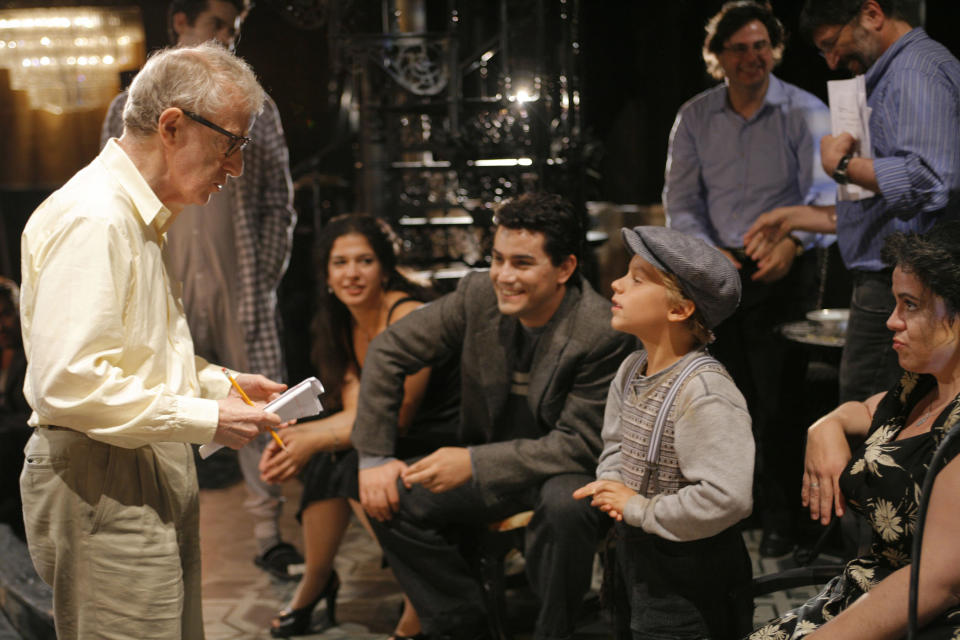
[873,72,960,217]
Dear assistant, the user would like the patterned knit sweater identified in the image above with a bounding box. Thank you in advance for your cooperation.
[596,348,755,542]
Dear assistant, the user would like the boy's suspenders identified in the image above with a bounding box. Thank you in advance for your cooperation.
[622,353,716,497]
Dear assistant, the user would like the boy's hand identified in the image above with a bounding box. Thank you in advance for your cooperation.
[573,479,638,521]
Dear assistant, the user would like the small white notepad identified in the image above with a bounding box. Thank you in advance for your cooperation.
[199,377,325,459]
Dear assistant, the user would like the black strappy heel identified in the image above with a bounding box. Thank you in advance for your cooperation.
[270,571,340,637]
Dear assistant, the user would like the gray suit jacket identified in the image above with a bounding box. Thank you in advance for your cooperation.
[352,271,636,504]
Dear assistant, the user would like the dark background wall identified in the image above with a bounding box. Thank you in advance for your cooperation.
[577,0,960,204]
[5,0,960,203]
[235,0,960,204]
[2,0,960,278]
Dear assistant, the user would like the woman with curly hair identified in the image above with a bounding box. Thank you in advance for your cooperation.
[749,219,960,639]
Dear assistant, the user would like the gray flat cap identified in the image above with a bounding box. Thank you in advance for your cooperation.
[621,226,741,329]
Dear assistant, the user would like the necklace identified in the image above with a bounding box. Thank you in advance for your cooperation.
[915,407,934,427]
[915,395,943,427]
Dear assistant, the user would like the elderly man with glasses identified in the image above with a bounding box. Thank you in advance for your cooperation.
[663,0,836,558]
[100,0,302,583]
[20,43,287,639]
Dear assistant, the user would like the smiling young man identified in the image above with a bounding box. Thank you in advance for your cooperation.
[351,193,635,640]
[100,0,302,581]
[663,0,835,558]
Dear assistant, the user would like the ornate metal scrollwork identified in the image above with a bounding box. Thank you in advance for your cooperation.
[376,38,449,96]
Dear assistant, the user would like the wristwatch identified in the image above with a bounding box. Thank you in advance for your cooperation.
[788,235,805,257]
[832,153,853,185]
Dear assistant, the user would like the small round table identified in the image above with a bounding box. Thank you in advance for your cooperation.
[779,320,846,349]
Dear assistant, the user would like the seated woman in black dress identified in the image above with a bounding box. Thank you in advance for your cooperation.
[749,219,960,639]
[260,214,458,638]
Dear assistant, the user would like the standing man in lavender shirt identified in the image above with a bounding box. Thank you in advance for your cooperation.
[746,0,960,407]
[663,1,835,557]
[101,0,301,580]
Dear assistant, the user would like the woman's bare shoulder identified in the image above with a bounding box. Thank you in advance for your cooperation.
[384,290,425,325]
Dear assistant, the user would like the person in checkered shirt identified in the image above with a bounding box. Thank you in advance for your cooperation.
[100,0,301,581]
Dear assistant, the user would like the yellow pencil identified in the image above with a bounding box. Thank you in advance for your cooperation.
[222,368,287,451]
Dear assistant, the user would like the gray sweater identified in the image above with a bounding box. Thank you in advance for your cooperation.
[596,348,754,541]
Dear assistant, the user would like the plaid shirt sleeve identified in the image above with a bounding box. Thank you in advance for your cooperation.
[243,96,297,290]
[234,95,297,382]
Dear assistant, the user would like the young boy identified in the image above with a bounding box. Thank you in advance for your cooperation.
[574,225,755,640]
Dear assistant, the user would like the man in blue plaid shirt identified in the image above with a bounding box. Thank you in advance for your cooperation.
[100,0,301,580]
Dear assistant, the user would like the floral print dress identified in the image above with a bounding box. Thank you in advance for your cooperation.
[749,372,960,640]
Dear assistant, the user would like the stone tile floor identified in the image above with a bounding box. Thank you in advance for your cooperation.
[200,479,836,639]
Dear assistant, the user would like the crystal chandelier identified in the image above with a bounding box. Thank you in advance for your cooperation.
[0,7,144,113]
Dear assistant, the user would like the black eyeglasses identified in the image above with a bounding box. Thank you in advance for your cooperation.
[816,7,864,60]
[723,40,772,57]
[816,21,855,60]
[182,109,250,157]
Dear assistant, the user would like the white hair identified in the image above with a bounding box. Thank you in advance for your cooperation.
[123,41,265,136]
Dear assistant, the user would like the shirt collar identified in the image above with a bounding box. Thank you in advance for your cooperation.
[763,75,788,106]
[711,74,786,116]
[99,139,174,235]
[865,27,925,92]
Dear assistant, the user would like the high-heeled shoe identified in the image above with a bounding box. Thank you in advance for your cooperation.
[270,571,340,638]
[389,599,426,640]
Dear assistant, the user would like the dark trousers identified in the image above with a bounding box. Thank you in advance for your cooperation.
[839,270,902,403]
[369,472,601,640]
[710,252,812,534]
[612,523,752,640]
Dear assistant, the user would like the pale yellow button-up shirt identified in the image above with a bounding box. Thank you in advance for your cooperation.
[20,139,230,449]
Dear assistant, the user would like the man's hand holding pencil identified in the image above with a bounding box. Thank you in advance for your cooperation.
[213,370,288,450]
[229,371,287,405]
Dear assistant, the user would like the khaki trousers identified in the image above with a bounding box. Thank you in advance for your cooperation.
[20,428,204,640]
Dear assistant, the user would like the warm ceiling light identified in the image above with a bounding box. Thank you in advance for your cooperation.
[0,7,144,111]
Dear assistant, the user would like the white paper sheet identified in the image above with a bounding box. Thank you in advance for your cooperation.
[199,377,325,459]
[827,76,875,201]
